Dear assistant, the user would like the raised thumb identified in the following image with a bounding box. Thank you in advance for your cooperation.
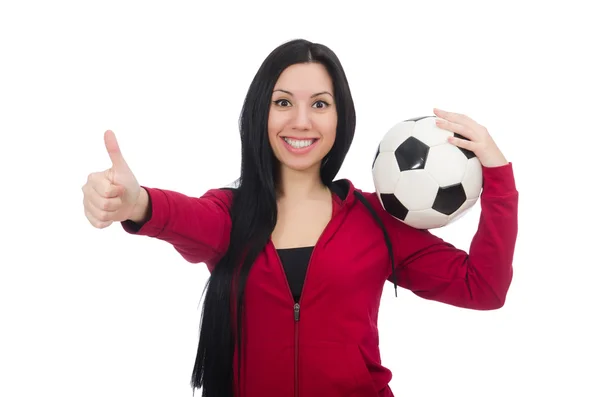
[104,130,129,170]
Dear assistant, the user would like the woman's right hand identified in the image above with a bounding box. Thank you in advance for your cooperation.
[82,130,146,228]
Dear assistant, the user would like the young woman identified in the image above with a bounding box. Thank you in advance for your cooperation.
[82,39,518,397]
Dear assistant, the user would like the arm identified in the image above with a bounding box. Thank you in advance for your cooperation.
[383,163,518,310]
[121,187,232,271]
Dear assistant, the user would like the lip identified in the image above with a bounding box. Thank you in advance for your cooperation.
[280,136,319,154]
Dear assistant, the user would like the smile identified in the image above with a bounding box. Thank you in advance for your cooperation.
[282,137,318,149]
[280,136,319,153]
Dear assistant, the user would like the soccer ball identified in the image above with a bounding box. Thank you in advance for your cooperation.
[372,115,483,229]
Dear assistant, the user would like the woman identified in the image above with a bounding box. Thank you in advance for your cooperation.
[82,39,519,397]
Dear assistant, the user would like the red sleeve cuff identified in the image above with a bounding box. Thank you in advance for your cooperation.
[121,187,170,237]
[481,162,517,198]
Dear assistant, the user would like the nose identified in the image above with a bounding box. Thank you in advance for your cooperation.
[291,106,312,131]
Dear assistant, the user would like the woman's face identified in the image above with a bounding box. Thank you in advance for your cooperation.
[268,62,337,174]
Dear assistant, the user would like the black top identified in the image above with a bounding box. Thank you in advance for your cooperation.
[276,246,314,303]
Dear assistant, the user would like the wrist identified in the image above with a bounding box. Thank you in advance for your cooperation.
[128,187,150,223]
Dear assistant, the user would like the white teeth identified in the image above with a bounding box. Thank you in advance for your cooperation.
[283,138,315,148]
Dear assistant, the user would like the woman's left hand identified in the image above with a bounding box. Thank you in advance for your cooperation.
[433,108,508,168]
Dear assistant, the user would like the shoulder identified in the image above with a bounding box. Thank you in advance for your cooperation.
[200,184,237,210]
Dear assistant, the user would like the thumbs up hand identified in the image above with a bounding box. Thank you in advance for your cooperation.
[82,130,142,228]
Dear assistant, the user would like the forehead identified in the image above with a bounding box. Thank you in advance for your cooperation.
[274,62,333,96]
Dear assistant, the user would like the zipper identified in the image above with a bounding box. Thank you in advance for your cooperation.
[271,247,302,397]
[294,302,300,397]
[292,240,319,397]
[274,239,318,397]
[272,189,349,397]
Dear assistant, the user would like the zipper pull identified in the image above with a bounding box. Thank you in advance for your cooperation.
[294,303,300,322]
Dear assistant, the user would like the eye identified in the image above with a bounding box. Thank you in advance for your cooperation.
[313,100,329,109]
[274,99,291,107]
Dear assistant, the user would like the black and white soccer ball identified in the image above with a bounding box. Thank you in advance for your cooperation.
[372,116,483,229]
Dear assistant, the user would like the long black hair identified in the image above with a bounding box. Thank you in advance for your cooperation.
[190,38,356,397]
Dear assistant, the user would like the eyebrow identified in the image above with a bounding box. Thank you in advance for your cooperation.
[273,89,333,98]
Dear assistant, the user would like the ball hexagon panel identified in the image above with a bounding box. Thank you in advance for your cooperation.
[394,136,430,171]
[379,192,409,221]
[424,144,468,187]
[394,169,439,211]
[378,121,415,152]
[432,183,467,215]
[462,157,483,200]
[372,151,400,193]
[404,208,450,229]
[411,117,452,147]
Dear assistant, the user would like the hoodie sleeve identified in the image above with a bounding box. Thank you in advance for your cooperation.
[383,162,518,310]
[120,187,232,271]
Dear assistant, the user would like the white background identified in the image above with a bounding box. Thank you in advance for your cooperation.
[1,1,598,396]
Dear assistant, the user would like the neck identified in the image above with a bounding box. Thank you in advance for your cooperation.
[276,164,328,201]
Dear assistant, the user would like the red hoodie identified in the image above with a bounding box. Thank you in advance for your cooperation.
[122,163,518,397]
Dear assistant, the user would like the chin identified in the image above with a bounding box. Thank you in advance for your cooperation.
[279,159,322,173]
